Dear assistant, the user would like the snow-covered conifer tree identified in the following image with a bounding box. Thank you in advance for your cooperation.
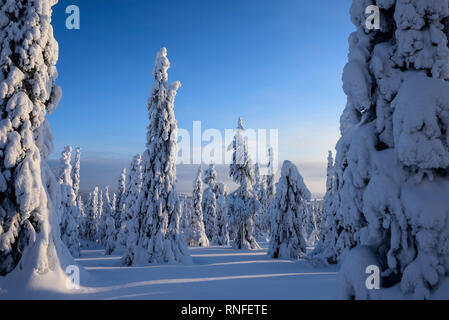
[0,0,71,281]
[188,167,209,247]
[262,148,276,231]
[310,200,323,242]
[335,0,449,299]
[180,196,191,235]
[121,155,144,264]
[83,187,99,241]
[99,187,114,248]
[115,168,126,230]
[111,192,117,213]
[303,202,316,241]
[203,163,217,186]
[71,147,81,200]
[126,48,190,265]
[268,161,311,259]
[212,183,230,246]
[253,164,264,203]
[105,214,116,255]
[202,163,218,240]
[77,195,86,240]
[97,188,103,235]
[253,163,268,238]
[57,146,80,257]
[311,151,341,263]
[227,118,260,250]
[202,190,216,241]
[265,148,276,205]
[70,147,84,241]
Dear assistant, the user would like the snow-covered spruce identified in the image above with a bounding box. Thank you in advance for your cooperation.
[125,48,190,265]
[115,168,126,231]
[105,188,117,254]
[118,157,141,252]
[77,195,86,240]
[202,163,218,241]
[265,148,276,204]
[97,188,103,239]
[303,201,318,244]
[311,151,341,263]
[212,183,230,246]
[262,147,276,232]
[187,167,209,247]
[57,146,81,257]
[111,192,117,213]
[227,118,260,250]
[121,155,144,265]
[310,200,323,244]
[70,147,85,240]
[268,161,311,259]
[179,194,192,237]
[71,147,81,200]
[334,0,449,299]
[105,214,116,255]
[0,0,77,289]
[97,189,105,243]
[83,187,99,241]
[253,163,268,239]
[202,191,216,241]
[99,186,115,250]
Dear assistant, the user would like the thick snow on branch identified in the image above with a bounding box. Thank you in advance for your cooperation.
[0,0,78,293]
[228,118,260,250]
[268,161,311,259]
[126,48,190,265]
[187,167,209,247]
[331,0,449,299]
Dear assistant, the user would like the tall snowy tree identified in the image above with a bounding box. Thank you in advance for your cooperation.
[70,146,84,241]
[187,167,209,247]
[111,192,117,213]
[71,147,81,201]
[180,195,192,237]
[253,164,264,203]
[126,48,190,265]
[105,214,116,255]
[253,163,268,238]
[115,168,126,230]
[265,148,276,204]
[57,146,80,257]
[212,183,230,246]
[99,186,114,248]
[310,200,323,243]
[335,0,449,299]
[97,188,103,236]
[263,147,276,231]
[268,161,311,259]
[303,202,316,242]
[202,163,218,240]
[121,155,144,265]
[83,187,99,242]
[227,118,260,250]
[77,195,86,240]
[311,151,341,263]
[0,0,71,282]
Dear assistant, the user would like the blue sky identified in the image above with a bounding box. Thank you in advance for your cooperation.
[48,0,353,195]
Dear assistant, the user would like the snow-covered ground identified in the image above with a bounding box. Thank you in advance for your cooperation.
[0,243,339,300]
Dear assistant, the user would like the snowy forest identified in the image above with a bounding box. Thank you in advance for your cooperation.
[1,0,449,300]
